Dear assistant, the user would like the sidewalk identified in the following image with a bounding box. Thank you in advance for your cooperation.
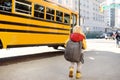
[86,39,120,53]
[0,39,119,58]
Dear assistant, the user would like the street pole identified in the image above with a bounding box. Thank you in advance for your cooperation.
[78,0,80,26]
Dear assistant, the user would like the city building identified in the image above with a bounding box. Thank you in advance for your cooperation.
[80,0,106,33]
[102,0,120,32]
[116,9,120,28]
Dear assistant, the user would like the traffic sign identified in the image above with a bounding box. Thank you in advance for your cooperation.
[103,4,120,10]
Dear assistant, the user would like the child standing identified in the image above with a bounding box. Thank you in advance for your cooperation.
[64,25,87,79]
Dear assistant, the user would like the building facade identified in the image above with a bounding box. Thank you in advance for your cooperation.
[102,0,120,32]
[80,0,106,33]
[116,9,120,28]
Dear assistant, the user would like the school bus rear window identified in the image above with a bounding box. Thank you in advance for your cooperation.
[64,13,70,24]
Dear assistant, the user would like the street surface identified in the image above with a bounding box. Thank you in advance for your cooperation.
[0,39,120,80]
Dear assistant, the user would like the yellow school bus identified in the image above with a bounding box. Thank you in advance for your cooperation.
[0,0,78,49]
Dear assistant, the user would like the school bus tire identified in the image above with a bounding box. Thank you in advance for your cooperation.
[53,46,58,49]
[0,40,3,49]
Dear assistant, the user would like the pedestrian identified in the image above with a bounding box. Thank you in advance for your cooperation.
[115,31,120,47]
[64,25,87,79]
[104,33,108,40]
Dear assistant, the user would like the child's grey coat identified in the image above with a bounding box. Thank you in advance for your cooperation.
[64,40,84,63]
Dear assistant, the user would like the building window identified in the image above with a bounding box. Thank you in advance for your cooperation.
[66,0,68,3]
[58,0,62,4]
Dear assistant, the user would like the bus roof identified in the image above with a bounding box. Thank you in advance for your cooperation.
[29,0,78,14]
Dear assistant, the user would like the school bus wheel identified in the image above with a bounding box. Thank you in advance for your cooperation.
[53,46,58,49]
[0,40,3,49]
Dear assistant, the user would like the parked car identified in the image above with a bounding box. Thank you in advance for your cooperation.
[105,32,115,40]
[96,33,105,39]
[96,32,115,39]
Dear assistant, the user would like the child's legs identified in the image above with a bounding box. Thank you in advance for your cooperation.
[116,40,120,47]
[77,62,82,72]
[69,62,75,77]
[70,62,75,68]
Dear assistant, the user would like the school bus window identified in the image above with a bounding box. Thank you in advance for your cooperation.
[71,14,77,26]
[0,0,12,12]
[56,10,63,23]
[46,7,54,21]
[34,4,44,19]
[64,13,70,24]
[15,0,32,15]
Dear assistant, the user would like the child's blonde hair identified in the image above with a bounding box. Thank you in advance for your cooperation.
[73,25,83,34]
[73,25,86,38]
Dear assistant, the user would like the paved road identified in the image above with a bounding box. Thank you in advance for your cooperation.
[0,39,120,80]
